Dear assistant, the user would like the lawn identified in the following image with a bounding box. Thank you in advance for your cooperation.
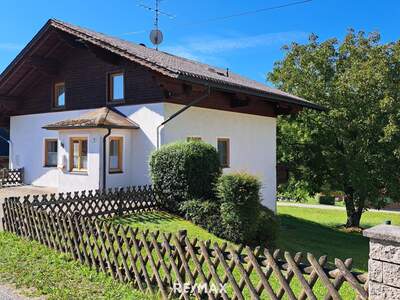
[277,205,400,271]
[112,210,364,299]
[111,210,227,244]
[2,207,391,299]
[0,232,155,300]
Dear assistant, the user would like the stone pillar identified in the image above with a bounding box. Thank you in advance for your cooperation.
[363,224,400,299]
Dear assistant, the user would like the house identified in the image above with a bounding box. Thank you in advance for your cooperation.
[0,19,322,210]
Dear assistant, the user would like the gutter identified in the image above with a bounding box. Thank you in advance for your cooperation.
[156,86,211,149]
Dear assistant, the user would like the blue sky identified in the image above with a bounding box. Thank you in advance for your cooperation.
[0,0,399,85]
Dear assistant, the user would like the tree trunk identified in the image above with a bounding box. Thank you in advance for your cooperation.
[344,187,363,228]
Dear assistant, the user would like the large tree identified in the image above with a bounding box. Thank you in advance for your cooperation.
[269,30,400,227]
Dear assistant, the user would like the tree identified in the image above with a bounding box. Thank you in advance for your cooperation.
[269,31,400,227]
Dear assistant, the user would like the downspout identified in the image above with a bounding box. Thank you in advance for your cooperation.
[156,86,211,149]
[102,127,112,190]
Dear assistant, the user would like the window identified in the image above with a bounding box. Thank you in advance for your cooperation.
[187,137,202,142]
[217,138,230,168]
[44,139,58,167]
[69,137,88,172]
[53,82,66,108]
[108,72,124,101]
[109,137,123,173]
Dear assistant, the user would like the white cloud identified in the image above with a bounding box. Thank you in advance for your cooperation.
[0,43,22,51]
[186,31,309,54]
[162,31,309,65]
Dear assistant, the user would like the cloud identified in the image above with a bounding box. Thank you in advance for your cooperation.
[186,31,309,54]
[162,31,309,65]
[0,43,22,51]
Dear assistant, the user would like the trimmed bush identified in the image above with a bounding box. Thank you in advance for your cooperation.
[179,199,223,236]
[317,194,335,205]
[216,173,278,246]
[254,206,280,248]
[149,141,221,212]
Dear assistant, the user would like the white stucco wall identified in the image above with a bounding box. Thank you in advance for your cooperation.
[10,110,90,188]
[9,104,164,192]
[116,103,164,186]
[162,103,277,210]
[10,102,277,210]
[57,129,102,193]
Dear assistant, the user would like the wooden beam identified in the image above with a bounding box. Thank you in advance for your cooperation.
[230,97,250,108]
[0,96,18,112]
[56,30,87,50]
[28,55,60,76]
[85,43,122,65]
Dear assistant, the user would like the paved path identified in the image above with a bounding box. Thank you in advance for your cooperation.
[0,283,45,300]
[0,186,57,231]
[277,201,400,214]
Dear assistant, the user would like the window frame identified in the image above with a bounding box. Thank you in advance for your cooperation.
[53,81,66,109]
[107,71,125,102]
[109,136,123,174]
[44,138,58,168]
[217,138,230,168]
[69,137,88,173]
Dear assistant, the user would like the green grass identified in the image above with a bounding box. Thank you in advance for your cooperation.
[111,210,228,244]
[3,207,391,299]
[277,206,400,271]
[111,210,359,299]
[0,231,155,300]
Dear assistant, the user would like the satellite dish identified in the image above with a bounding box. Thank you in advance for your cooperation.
[150,29,164,46]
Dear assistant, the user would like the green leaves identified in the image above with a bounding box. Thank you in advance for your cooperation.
[269,30,400,218]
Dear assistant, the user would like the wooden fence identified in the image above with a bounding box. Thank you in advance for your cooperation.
[10,185,157,218]
[2,196,369,300]
[0,168,24,187]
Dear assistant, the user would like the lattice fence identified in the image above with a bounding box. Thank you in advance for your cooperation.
[8,185,157,218]
[2,198,369,300]
[0,168,24,187]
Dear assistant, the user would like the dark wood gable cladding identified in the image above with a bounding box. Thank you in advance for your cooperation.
[0,28,164,117]
[0,24,298,122]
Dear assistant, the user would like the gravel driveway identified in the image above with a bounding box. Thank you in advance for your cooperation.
[0,186,57,231]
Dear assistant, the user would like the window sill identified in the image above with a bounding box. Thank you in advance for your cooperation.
[51,106,66,111]
[68,171,88,175]
[107,99,125,105]
[109,170,123,174]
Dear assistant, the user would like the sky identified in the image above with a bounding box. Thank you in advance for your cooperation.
[0,0,399,85]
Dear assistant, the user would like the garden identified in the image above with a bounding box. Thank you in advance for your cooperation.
[0,140,370,299]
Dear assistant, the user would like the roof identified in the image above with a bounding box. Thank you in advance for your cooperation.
[43,107,140,130]
[0,19,323,111]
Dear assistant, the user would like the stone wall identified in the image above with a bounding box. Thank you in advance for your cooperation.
[364,224,400,299]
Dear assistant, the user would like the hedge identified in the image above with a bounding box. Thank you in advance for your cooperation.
[149,141,221,212]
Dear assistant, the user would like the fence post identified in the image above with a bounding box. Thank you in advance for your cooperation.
[363,224,400,299]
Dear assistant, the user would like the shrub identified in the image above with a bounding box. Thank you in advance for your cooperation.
[278,178,313,202]
[179,199,223,236]
[149,141,221,212]
[216,173,278,245]
[317,194,335,205]
[254,206,280,248]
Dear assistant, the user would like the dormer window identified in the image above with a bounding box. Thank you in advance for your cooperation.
[53,82,65,108]
[108,72,124,102]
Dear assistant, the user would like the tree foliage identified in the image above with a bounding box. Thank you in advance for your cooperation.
[269,30,400,227]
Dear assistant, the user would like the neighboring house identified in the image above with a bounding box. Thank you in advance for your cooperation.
[0,19,322,210]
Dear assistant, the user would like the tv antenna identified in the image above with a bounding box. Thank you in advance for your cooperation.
[138,0,175,50]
